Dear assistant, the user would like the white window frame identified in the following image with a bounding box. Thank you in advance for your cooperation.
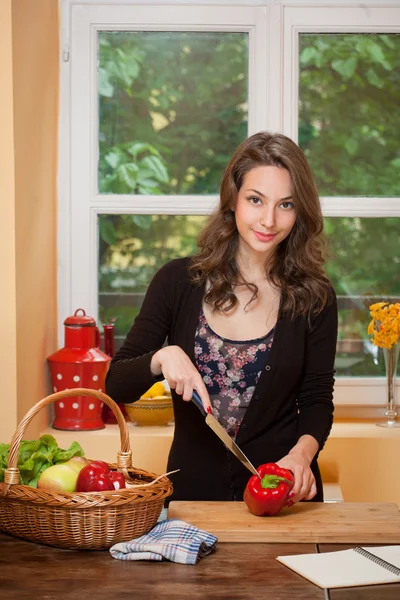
[59,0,400,412]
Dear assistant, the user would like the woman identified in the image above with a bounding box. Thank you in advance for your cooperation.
[106,132,338,506]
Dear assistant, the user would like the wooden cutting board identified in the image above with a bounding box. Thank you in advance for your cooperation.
[168,501,400,543]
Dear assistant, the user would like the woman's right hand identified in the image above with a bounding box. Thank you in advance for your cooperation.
[150,345,211,413]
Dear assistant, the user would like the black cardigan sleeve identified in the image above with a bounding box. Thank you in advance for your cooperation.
[296,291,338,451]
[105,260,178,404]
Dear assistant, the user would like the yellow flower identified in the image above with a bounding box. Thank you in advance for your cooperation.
[368,302,400,349]
[369,302,387,311]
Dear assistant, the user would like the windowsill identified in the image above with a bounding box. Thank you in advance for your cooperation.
[41,422,175,438]
[330,419,400,438]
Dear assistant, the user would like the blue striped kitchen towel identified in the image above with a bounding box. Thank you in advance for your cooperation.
[109,519,218,564]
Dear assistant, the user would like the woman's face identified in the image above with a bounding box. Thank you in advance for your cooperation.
[233,165,297,262]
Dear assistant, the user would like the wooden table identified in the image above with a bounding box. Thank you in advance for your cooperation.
[0,533,399,599]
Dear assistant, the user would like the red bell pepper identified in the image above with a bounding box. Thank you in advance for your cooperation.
[243,462,294,516]
[107,471,126,490]
[76,460,126,492]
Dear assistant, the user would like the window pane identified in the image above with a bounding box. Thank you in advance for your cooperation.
[325,217,400,377]
[98,31,248,195]
[98,214,206,348]
[299,34,400,196]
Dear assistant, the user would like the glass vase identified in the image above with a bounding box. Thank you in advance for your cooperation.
[376,343,400,427]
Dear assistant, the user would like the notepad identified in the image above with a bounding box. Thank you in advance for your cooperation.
[276,546,400,589]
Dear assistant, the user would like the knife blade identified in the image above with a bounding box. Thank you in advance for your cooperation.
[191,390,261,479]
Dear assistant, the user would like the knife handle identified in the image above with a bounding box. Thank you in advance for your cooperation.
[191,390,207,416]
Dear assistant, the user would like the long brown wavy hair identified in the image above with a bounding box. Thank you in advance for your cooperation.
[189,131,332,317]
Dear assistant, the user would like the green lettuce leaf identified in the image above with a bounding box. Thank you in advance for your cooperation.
[0,435,85,487]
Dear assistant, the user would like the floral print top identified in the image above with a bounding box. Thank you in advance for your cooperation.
[194,308,275,439]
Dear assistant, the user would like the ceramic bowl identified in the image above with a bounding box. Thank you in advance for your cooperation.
[125,395,174,426]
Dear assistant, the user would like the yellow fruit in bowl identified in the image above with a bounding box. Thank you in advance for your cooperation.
[125,381,173,425]
[141,381,166,399]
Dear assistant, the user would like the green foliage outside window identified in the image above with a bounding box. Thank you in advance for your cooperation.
[299,34,400,197]
[98,31,248,195]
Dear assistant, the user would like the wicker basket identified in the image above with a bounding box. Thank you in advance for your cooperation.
[0,388,173,550]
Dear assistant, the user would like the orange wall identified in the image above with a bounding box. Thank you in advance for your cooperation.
[0,0,59,443]
[0,0,18,442]
[12,0,59,436]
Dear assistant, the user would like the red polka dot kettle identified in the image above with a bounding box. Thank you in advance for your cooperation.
[47,308,111,430]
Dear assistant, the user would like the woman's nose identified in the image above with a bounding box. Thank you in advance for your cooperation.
[260,207,275,229]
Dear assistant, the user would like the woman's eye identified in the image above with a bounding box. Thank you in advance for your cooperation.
[248,196,262,205]
[280,201,294,210]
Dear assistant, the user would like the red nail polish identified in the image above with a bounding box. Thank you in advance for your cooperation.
[206,406,212,414]
[288,492,295,498]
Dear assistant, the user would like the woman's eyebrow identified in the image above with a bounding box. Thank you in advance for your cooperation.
[247,188,293,201]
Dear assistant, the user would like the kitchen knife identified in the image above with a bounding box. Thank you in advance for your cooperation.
[191,390,261,479]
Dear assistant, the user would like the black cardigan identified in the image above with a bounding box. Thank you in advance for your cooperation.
[106,257,338,503]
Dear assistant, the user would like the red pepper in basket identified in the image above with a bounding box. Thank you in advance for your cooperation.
[243,462,294,516]
[76,460,126,492]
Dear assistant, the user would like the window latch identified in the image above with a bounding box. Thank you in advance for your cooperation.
[63,44,70,62]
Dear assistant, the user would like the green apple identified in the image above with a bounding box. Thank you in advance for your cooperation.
[37,463,82,492]
[63,456,89,473]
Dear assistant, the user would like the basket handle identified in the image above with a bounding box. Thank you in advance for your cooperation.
[3,388,133,489]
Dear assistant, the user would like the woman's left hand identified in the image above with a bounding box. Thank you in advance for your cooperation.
[276,452,316,506]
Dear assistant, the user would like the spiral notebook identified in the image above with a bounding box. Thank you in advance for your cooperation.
[276,546,400,589]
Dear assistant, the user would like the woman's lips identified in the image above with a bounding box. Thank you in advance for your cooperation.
[253,230,277,242]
